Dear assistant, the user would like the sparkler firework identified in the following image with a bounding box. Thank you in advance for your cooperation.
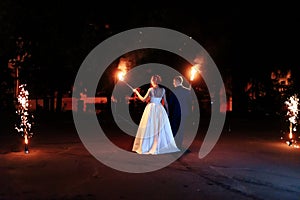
[284,94,299,147]
[15,84,34,153]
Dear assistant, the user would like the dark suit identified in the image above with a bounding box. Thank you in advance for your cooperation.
[168,85,192,149]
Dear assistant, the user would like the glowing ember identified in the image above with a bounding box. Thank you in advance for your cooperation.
[284,94,299,147]
[15,84,34,154]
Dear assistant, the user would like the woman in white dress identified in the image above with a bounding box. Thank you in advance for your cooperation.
[132,75,180,154]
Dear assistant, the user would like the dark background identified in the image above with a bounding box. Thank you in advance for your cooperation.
[1,1,299,115]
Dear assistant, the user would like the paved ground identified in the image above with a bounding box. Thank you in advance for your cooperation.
[1,111,300,200]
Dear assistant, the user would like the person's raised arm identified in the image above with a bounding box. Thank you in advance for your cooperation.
[133,88,152,102]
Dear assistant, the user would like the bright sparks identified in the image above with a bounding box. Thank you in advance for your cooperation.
[284,94,299,147]
[15,84,34,153]
[285,95,299,125]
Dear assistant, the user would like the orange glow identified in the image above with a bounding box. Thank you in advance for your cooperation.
[190,66,197,81]
[25,134,28,145]
[289,132,293,139]
[189,63,201,81]
[118,71,126,81]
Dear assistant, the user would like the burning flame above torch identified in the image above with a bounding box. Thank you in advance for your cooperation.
[190,64,201,81]
[189,57,203,81]
[117,59,134,90]
[117,71,134,90]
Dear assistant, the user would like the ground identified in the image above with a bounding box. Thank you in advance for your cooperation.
[0,111,300,200]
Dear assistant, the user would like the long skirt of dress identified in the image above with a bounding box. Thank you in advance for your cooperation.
[132,102,180,154]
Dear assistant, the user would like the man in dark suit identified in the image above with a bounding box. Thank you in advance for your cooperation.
[168,76,192,153]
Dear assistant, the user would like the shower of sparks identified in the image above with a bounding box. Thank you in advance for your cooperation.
[284,94,299,147]
[15,84,34,153]
[285,95,299,125]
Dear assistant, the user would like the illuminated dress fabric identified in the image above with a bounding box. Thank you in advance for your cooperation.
[132,88,180,154]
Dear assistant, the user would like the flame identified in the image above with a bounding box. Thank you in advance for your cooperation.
[190,64,201,81]
[118,71,125,81]
[190,66,197,81]
[118,58,128,72]
[117,57,129,82]
[189,57,202,82]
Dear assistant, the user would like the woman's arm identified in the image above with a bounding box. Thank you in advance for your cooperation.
[133,88,152,102]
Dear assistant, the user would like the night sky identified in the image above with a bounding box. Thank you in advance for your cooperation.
[1,1,299,102]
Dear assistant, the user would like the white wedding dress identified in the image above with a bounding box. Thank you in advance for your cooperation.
[132,88,180,154]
